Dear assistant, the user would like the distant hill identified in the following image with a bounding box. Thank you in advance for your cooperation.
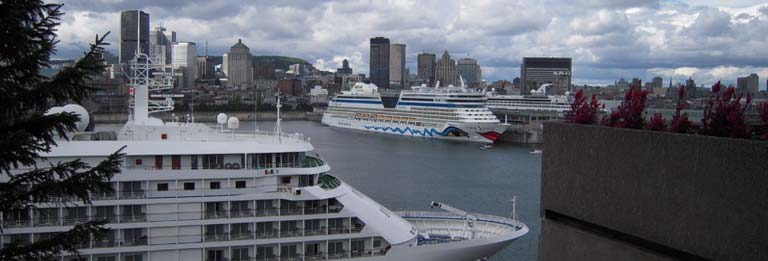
[252,56,314,71]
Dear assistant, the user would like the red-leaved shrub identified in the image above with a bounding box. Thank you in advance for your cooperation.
[648,113,666,131]
[670,85,693,133]
[700,81,751,138]
[602,85,649,129]
[566,89,601,124]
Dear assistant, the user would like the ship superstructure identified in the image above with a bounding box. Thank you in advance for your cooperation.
[485,84,572,116]
[322,82,506,143]
[0,50,527,261]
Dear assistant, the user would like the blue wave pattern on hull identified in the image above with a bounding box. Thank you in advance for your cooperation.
[363,126,467,137]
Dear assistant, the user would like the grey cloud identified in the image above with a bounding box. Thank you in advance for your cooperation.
[684,8,732,36]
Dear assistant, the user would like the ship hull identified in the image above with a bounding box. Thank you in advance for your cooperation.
[321,114,506,143]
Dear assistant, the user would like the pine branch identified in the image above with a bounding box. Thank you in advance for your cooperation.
[0,220,108,260]
[0,112,79,173]
[0,147,124,212]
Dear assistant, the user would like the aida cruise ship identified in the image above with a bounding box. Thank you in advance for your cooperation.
[0,54,528,261]
[322,82,507,143]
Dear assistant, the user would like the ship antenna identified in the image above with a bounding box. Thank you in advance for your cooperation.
[254,87,259,134]
[510,196,519,228]
[274,91,282,143]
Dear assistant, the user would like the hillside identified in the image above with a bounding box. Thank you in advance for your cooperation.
[252,55,314,71]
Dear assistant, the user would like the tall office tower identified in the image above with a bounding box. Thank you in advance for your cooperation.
[225,39,253,89]
[336,59,353,75]
[737,73,759,95]
[651,76,663,94]
[520,57,572,94]
[369,37,390,88]
[172,42,197,89]
[149,27,175,65]
[119,10,149,64]
[457,58,480,86]
[389,43,406,89]
[685,77,697,99]
[196,56,216,81]
[435,50,458,86]
[417,52,436,85]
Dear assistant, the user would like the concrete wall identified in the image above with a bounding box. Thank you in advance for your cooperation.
[540,122,768,260]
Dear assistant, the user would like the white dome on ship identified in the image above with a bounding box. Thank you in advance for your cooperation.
[46,104,90,132]
[350,82,378,95]
[216,113,228,124]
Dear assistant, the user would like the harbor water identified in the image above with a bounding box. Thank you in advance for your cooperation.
[104,120,541,260]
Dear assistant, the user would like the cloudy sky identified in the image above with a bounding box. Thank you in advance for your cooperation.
[55,0,768,89]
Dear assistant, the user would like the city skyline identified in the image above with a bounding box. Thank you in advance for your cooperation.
[55,0,768,89]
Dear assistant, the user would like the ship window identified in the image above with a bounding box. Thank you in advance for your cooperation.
[124,254,143,261]
[191,155,198,169]
[373,239,382,248]
[281,177,291,184]
[156,183,168,191]
[210,182,221,190]
[202,155,224,169]
[235,181,247,189]
[135,159,142,165]
[183,182,195,190]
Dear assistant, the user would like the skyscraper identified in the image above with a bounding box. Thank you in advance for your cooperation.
[435,50,458,86]
[457,58,481,86]
[737,73,759,95]
[119,10,149,64]
[149,27,174,65]
[651,76,663,94]
[196,56,216,81]
[389,43,406,89]
[172,42,197,89]
[521,57,572,94]
[417,52,436,85]
[225,39,253,89]
[685,77,697,99]
[369,37,390,88]
[336,59,352,75]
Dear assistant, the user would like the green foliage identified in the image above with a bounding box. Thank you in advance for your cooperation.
[252,55,313,71]
[0,1,123,259]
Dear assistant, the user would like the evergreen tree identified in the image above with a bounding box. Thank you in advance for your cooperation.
[0,1,123,259]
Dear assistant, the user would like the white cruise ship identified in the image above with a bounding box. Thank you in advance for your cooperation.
[322,82,507,143]
[0,53,528,261]
[486,84,572,116]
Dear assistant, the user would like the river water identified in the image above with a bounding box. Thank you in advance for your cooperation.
[105,120,541,260]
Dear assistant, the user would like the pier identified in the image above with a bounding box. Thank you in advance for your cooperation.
[492,109,564,144]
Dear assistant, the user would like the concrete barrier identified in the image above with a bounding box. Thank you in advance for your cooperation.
[540,122,768,260]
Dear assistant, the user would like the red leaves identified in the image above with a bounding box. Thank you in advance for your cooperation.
[759,102,768,140]
[566,89,601,124]
[602,85,648,129]
[701,84,750,138]
[649,113,666,131]
[670,84,692,133]
[711,80,721,94]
